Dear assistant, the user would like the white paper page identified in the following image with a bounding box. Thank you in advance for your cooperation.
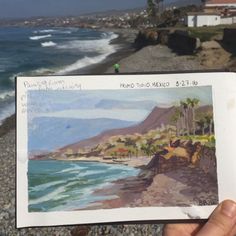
[16,72,236,228]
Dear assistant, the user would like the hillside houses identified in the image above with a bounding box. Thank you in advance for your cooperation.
[204,0,236,15]
[186,0,236,27]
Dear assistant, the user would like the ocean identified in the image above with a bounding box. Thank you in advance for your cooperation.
[0,26,119,124]
[28,160,139,212]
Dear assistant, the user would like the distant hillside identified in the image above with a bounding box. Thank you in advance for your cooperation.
[60,105,212,152]
[29,117,136,152]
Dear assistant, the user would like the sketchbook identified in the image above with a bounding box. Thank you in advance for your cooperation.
[16,72,236,228]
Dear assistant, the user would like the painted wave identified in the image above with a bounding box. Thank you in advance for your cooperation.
[28,160,140,211]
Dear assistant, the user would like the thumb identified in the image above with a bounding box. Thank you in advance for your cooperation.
[197,200,236,236]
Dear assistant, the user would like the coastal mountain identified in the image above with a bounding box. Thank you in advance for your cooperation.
[60,105,213,152]
[59,106,176,151]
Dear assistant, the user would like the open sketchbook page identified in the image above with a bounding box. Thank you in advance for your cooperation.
[16,72,236,228]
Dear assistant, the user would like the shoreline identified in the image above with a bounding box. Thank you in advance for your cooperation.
[74,28,138,75]
[33,156,151,168]
[0,114,15,137]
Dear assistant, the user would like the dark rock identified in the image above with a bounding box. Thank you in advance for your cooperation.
[157,30,170,45]
[134,30,158,49]
[71,226,90,236]
[168,30,199,55]
[223,28,236,46]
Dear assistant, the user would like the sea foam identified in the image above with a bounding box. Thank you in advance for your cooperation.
[29,34,52,40]
[56,32,119,74]
[41,41,57,47]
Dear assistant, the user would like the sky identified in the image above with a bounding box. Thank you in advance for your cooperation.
[0,0,147,19]
[28,86,213,123]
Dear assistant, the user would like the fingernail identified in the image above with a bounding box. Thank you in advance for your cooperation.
[221,201,236,218]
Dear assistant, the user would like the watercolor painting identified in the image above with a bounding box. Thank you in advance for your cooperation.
[27,86,218,212]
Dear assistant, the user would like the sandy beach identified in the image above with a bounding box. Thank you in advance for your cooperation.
[55,156,151,168]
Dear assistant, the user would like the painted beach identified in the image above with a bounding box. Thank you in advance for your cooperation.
[27,86,218,212]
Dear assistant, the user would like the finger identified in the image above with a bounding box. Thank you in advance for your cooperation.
[197,200,236,236]
[163,223,202,236]
[229,223,236,236]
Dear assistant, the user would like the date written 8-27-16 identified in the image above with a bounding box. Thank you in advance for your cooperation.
[176,80,198,87]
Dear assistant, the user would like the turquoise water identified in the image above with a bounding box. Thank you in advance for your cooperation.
[28,160,139,212]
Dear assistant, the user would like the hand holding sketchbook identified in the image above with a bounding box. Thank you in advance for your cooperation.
[16,72,236,228]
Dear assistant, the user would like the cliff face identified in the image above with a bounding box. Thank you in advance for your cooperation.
[142,140,217,181]
[134,29,200,55]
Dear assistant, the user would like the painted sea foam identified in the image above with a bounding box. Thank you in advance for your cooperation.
[28,160,140,212]
[0,27,118,124]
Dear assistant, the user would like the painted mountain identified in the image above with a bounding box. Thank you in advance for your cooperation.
[59,105,213,153]
[28,117,136,152]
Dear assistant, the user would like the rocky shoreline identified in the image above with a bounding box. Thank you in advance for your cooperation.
[82,141,218,211]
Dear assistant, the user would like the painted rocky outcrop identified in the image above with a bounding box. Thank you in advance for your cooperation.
[141,139,217,180]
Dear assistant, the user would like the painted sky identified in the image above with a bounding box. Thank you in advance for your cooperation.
[0,0,147,19]
[28,86,213,123]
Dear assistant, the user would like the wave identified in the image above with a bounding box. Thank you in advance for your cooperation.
[34,29,73,34]
[56,32,119,74]
[29,185,66,205]
[41,41,57,47]
[0,90,15,100]
[56,32,118,53]
[29,180,66,192]
[55,164,87,174]
[78,170,105,177]
[34,29,56,34]
[29,34,52,40]
[56,55,108,74]
[0,101,15,125]
[0,90,15,124]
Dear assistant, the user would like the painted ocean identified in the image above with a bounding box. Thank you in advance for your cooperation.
[28,160,139,212]
[0,26,118,123]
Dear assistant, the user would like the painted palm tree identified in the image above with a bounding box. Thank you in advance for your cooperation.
[204,113,214,135]
[171,108,182,136]
[197,118,206,135]
[180,100,189,135]
[187,98,200,135]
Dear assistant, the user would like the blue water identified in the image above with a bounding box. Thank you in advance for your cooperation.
[28,160,139,212]
[0,26,118,123]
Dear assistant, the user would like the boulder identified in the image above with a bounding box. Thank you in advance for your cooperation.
[134,30,159,49]
[223,28,236,46]
[168,30,200,55]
